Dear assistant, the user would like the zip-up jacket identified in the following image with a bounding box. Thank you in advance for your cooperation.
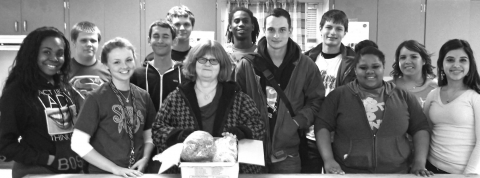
[315,81,430,173]
[304,43,356,87]
[130,61,184,111]
[236,38,325,164]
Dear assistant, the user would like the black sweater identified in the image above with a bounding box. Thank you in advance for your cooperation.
[0,79,82,173]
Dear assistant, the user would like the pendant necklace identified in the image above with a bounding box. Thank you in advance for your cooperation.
[119,90,131,103]
[195,84,216,100]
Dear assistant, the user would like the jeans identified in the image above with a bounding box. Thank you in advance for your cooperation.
[301,139,324,173]
[270,153,301,173]
[12,162,53,178]
[426,161,449,174]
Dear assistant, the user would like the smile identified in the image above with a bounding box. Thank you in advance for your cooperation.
[47,108,72,130]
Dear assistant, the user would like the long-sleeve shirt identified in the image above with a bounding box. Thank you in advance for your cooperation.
[425,88,480,174]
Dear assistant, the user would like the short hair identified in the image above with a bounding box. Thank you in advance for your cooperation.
[3,26,71,104]
[70,21,101,42]
[437,39,480,93]
[166,5,195,27]
[354,46,385,67]
[148,20,176,40]
[391,40,436,83]
[183,39,232,82]
[354,40,378,54]
[100,37,137,64]
[320,9,349,32]
[226,7,260,44]
[264,8,291,29]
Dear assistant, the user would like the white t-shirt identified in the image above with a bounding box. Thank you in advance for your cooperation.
[315,54,342,96]
[308,54,342,140]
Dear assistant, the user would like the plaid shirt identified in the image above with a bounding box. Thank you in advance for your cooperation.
[152,81,265,173]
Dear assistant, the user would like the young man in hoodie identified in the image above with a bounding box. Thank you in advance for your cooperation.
[235,8,325,173]
[144,5,195,63]
[130,21,184,173]
[302,9,356,173]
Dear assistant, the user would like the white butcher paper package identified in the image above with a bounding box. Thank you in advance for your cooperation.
[153,130,265,176]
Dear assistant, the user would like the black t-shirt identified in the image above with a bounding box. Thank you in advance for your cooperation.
[171,48,191,62]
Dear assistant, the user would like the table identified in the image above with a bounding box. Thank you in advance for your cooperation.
[24,174,480,178]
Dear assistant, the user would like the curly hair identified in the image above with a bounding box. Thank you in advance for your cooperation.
[2,26,71,106]
[390,40,436,85]
[226,7,260,44]
[437,39,480,94]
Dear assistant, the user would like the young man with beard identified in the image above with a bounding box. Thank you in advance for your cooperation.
[225,7,260,63]
[144,5,195,63]
[130,20,184,173]
[302,9,355,173]
[235,8,325,173]
[69,21,110,107]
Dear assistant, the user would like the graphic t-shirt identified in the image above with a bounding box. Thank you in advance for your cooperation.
[69,58,110,107]
[266,85,279,137]
[74,84,156,173]
[308,52,342,140]
[357,85,386,134]
[315,53,342,95]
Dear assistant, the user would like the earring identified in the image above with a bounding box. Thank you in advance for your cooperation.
[441,71,445,80]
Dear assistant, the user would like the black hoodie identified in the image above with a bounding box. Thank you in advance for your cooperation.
[0,78,83,173]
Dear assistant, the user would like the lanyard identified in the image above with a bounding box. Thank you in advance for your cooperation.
[108,81,137,168]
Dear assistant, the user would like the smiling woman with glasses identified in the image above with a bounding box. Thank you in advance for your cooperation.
[151,39,265,174]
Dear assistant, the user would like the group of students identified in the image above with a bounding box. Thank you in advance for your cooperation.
[0,4,479,178]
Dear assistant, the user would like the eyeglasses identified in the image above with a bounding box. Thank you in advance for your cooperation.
[197,57,219,65]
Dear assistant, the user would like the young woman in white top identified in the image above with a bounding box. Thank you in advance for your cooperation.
[424,39,480,174]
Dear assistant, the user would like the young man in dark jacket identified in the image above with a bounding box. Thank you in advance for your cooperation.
[302,9,356,173]
[236,8,325,173]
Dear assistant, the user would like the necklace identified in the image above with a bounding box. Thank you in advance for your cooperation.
[195,84,216,100]
[119,90,131,103]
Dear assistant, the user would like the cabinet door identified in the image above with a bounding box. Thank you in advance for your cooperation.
[22,0,65,34]
[104,0,142,65]
[334,0,378,42]
[67,0,105,59]
[143,0,180,60]
[425,0,470,66]
[377,0,425,75]
[0,0,21,35]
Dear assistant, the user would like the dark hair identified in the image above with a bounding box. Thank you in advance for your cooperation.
[100,37,137,64]
[183,39,232,82]
[437,39,480,93]
[264,8,291,29]
[320,9,349,32]
[70,21,101,42]
[354,46,385,67]
[166,5,195,27]
[391,40,436,84]
[226,7,260,44]
[3,27,71,104]
[148,20,177,40]
[354,40,378,54]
